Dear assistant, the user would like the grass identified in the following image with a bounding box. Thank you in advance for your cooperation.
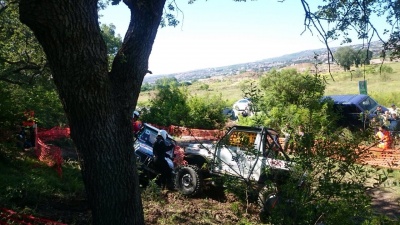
[0,143,84,208]
[323,61,400,106]
[138,72,261,107]
[138,61,400,108]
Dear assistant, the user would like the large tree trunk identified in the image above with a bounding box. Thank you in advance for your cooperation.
[19,0,166,224]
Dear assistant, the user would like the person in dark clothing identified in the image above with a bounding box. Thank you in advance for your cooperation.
[373,105,386,117]
[152,129,173,189]
[389,113,400,132]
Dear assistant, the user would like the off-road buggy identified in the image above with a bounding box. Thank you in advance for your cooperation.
[134,124,296,217]
[176,125,294,201]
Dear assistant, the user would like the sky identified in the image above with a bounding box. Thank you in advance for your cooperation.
[99,0,387,75]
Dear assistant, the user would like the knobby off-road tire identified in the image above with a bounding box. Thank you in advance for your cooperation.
[174,165,203,196]
[258,184,279,222]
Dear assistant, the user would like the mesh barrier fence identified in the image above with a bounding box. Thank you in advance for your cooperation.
[35,127,70,178]
[0,208,66,225]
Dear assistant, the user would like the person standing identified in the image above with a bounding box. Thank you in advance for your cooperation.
[152,130,173,189]
[132,111,142,137]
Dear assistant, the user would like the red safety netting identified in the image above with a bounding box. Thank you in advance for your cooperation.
[0,208,66,225]
[35,127,71,178]
[150,124,225,141]
[33,124,225,177]
[37,127,70,142]
[35,138,63,177]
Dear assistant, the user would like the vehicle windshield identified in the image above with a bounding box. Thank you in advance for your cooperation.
[137,125,175,147]
[334,104,361,114]
[360,96,378,111]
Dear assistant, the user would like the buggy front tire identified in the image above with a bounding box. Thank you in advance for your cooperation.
[174,165,203,196]
[258,183,279,221]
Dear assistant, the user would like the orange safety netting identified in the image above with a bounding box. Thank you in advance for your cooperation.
[35,139,63,177]
[0,208,66,225]
[35,127,70,178]
[37,127,70,142]
[151,124,225,141]
[34,125,224,177]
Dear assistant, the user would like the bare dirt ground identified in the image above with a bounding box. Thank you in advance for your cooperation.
[368,185,400,220]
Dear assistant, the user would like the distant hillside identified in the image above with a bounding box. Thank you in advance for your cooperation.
[143,41,384,84]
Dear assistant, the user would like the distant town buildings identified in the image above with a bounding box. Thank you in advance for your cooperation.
[143,41,384,84]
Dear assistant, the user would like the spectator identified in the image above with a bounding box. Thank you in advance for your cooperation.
[152,130,173,189]
[375,125,392,150]
[381,111,392,127]
[15,125,26,149]
[388,104,399,116]
[389,113,400,132]
[15,125,33,149]
[132,110,142,137]
[373,105,386,117]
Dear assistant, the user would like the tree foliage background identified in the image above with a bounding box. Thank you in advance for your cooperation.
[0,2,122,130]
[334,46,374,71]
[140,78,228,129]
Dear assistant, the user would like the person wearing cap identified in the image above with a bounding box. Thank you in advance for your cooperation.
[152,130,173,189]
[132,111,142,137]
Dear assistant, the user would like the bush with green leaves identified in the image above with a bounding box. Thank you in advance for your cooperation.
[141,83,227,129]
[141,84,190,127]
[232,68,394,224]
[378,64,394,74]
[0,82,66,130]
[251,68,328,131]
[186,94,227,129]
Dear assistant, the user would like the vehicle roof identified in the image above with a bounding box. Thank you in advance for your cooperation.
[236,98,251,102]
[324,94,369,105]
[142,123,174,139]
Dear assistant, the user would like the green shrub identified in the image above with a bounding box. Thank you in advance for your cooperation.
[233,68,391,224]
[141,85,227,129]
